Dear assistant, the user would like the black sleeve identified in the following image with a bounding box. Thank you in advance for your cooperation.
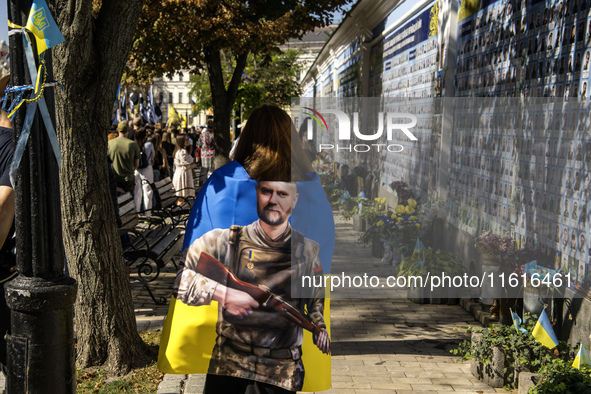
[0,130,14,188]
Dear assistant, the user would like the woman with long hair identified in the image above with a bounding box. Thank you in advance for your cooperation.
[134,129,154,213]
[151,133,170,181]
[197,123,215,184]
[162,105,335,392]
[172,135,197,204]
[233,105,314,182]
[162,131,175,177]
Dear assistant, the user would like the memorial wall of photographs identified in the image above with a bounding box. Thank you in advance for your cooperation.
[321,64,334,97]
[448,0,591,292]
[336,39,361,97]
[448,99,591,290]
[368,1,442,193]
[456,0,591,100]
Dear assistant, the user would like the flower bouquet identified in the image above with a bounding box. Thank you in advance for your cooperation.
[390,180,414,206]
[474,231,514,261]
[361,198,421,252]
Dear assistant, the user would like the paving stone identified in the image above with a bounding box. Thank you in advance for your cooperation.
[151,215,498,393]
[411,384,454,391]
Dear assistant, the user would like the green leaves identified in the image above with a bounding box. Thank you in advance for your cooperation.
[451,314,575,389]
[530,359,591,393]
[127,0,352,84]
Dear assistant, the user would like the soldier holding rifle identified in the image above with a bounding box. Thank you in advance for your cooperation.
[174,180,330,394]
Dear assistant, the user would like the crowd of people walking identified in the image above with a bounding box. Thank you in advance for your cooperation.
[107,116,215,212]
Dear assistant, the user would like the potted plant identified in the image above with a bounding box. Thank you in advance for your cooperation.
[474,231,514,264]
[498,248,549,320]
[359,198,421,259]
[390,180,413,205]
[474,232,514,311]
[397,247,465,304]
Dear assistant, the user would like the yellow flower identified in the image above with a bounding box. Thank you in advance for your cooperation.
[377,220,385,227]
[405,206,414,214]
[374,197,381,203]
[391,214,397,219]
[397,218,403,222]
[407,198,417,208]
[381,197,387,204]
[410,216,419,221]
[415,223,421,228]
[395,205,406,214]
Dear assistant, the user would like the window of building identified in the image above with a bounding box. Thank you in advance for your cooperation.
[178,92,183,104]
[179,73,183,82]
[168,92,173,104]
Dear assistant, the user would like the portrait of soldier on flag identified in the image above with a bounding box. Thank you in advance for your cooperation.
[158,105,335,393]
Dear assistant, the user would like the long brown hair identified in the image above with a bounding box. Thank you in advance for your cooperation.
[173,135,187,158]
[233,105,313,182]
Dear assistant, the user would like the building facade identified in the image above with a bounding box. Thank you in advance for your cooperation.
[299,0,591,346]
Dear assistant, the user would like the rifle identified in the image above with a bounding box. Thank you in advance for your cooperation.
[197,252,326,339]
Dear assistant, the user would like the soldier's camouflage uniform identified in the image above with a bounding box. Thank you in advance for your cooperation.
[173,220,326,392]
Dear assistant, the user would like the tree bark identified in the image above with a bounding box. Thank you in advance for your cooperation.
[51,0,148,373]
[206,48,248,159]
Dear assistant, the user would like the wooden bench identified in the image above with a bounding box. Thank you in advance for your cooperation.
[150,177,195,228]
[118,192,184,304]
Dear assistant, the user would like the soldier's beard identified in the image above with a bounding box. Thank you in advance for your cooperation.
[257,204,291,227]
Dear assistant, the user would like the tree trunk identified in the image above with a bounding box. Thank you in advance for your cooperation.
[206,49,248,159]
[51,0,148,373]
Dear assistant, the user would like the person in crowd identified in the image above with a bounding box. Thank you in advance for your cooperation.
[107,129,118,141]
[198,122,215,185]
[162,131,175,176]
[172,135,197,205]
[170,127,178,146]
[0,73,15,377]
[152,133,170,181]
[175,179,329,394]
[189,126,199,156]
[167,104,334,394]
[107,120,140,194]
[138,129,155,182]
[181,127,194,156]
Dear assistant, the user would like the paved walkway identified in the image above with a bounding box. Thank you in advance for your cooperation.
[0,213,507,393]
[152,214,506,394]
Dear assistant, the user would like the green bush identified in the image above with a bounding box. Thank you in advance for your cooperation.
[451,315,574,389]
[397,248,465,277]
[529,359,591,393]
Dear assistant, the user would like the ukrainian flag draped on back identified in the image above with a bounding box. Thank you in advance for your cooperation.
[158,162,335,391]
[25,0,65,55]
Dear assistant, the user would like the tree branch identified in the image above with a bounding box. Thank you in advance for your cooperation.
[226,52,249,112]
[95,0,146,83]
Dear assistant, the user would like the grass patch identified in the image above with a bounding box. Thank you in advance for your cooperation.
[76,330,163,393]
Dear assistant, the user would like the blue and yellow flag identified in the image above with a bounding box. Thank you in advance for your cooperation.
[168,105,180,124]
[572,343,591,369]
[159,162,335,391]
[532,309,559,349]
[510,309,527,334]
[25,0,65,55]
